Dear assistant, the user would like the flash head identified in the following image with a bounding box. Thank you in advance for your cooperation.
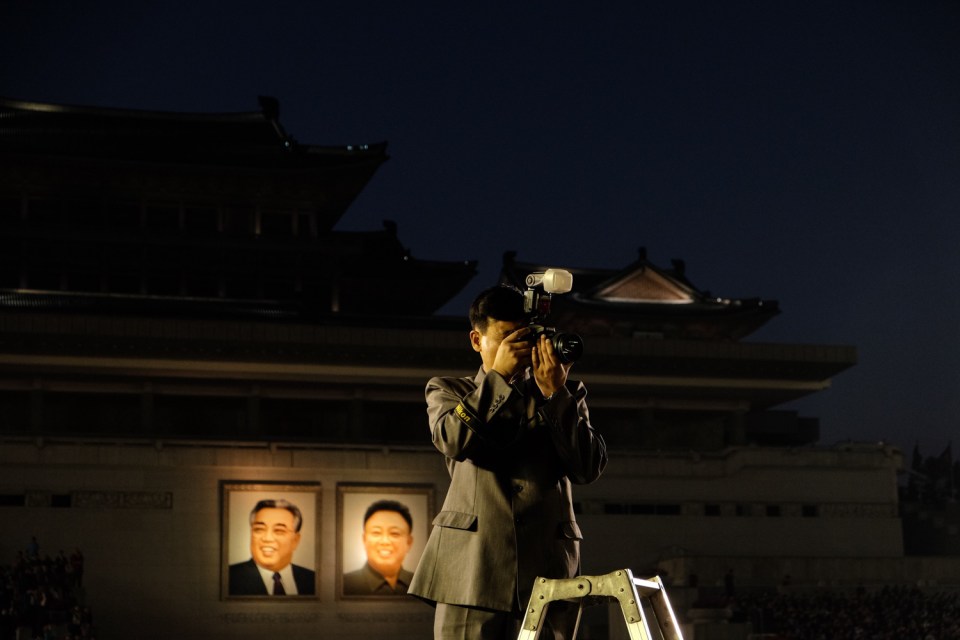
[524,268,573,294]
[522,267,583,363]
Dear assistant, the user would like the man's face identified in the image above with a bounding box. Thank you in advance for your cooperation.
[470,318,525,373]
[362,510,413,577]
[250,507,301,572]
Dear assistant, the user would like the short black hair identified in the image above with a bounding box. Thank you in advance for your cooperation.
[469,285,527,333]
[363,499,413,530]
[250,499,303,532]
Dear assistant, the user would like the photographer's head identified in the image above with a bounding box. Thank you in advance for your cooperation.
[469,285,527,334]
[469,286,530,375]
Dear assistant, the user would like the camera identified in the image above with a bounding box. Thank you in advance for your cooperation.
[523,268,584,364]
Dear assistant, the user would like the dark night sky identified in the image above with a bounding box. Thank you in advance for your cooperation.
[2,1,959,454]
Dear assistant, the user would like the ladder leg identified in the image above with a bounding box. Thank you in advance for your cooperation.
[569,599,584,639]
[519,599,584,640]
[647,577,683,640]
[518,575,571,640]
[517,600,549,640]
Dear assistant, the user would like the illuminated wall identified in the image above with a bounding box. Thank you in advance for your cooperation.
[0,439,909,640]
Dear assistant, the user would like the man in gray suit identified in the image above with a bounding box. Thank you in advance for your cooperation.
[409,285,607,639]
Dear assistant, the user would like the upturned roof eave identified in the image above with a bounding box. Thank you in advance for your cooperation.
[0,96,389,168]
[566,294,779,316]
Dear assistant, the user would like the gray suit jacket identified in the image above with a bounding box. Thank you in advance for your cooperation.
[408,367,606,612]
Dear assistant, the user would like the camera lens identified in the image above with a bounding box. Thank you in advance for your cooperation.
[552,333,583,364]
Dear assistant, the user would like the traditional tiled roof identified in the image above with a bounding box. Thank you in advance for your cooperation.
[0,95,385,166]
[0,96,389,231]
[0,97,476,319]
[500,251,780,340]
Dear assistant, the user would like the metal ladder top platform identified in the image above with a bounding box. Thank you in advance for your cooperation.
[518,569,684,640]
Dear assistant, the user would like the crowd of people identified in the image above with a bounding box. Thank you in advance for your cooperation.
[736,585,960,639]
[0,538,93,640]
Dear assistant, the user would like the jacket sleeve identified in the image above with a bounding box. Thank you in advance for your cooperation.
[425,372,528,461]
[538,381,607,484]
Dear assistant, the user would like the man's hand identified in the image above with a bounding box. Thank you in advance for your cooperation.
[491,327,533,382]
[532,334,571,398]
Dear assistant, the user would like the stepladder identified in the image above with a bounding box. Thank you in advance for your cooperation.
[517,569,684,640]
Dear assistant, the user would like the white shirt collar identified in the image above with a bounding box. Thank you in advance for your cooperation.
[255,562,299,595]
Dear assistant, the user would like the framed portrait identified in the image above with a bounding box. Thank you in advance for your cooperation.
[337,483,434,599]
[221,481,322,599]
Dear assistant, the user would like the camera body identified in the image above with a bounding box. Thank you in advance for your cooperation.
[523,269,584,364]
[527,323,584,365]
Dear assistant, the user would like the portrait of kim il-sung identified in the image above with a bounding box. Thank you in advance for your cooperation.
[221,481,321,599]
[337,483,432,599]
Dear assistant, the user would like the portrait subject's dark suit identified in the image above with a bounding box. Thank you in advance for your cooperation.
[408,367,606,613]
[228,559,316,595]
[342,562,414,595]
